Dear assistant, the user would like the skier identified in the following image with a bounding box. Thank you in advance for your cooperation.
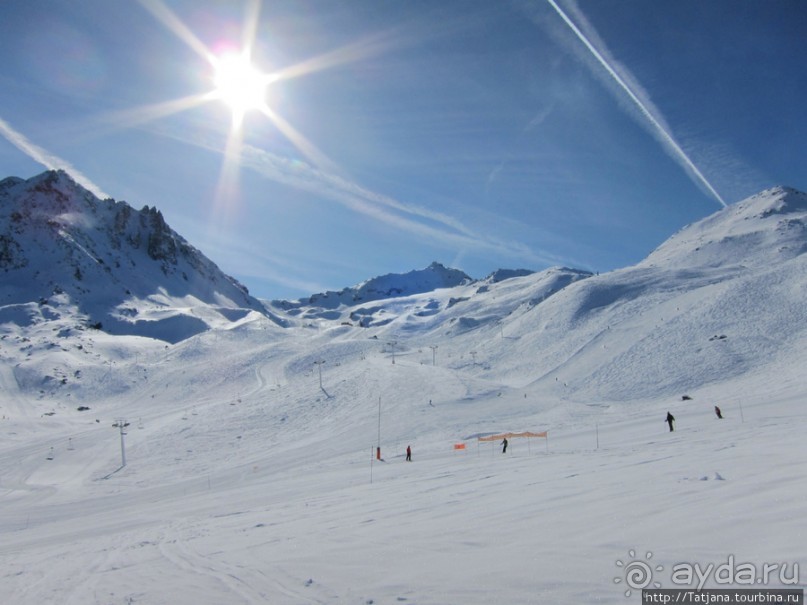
[406,445,412,462]
[666,411,675,432]
[714,405,723,419]
[501,437,508,454]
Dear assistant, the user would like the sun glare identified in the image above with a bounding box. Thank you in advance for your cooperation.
[134,0,343,205]
[212,52,270,116]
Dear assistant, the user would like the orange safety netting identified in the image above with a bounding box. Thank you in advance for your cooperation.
[477,431,547,441]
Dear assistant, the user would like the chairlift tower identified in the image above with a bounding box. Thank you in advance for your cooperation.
[112,418,130,467]
[313,360,326,389]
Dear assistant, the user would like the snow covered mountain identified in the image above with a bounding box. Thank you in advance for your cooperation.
[1,182,806,604]
[2,174,806,403]
[479,184,807,400]
[268,261,476,319]
[0,170,268,343]
[254,185,807,401]
[643,185,807,269]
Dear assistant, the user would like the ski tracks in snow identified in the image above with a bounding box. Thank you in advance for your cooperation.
[154,519,335,604]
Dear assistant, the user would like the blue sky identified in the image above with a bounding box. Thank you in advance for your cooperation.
[1,1,804,300]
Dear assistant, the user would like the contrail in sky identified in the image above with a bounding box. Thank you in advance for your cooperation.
[0,116,110,199]
[545,0,727,208]
[148,122,564,267]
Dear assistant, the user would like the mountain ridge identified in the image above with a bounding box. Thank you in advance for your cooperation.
[1,174,804,411]
[642,185,807,269]
[1,170,270,343]
[2,171,585,342]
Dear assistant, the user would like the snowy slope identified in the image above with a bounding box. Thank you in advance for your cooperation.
[0,185,806,604]
[0,171,269,343]
[643,186,807,269]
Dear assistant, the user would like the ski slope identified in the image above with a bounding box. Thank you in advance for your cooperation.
[1,306,805,603]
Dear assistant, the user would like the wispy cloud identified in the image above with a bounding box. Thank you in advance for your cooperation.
[0,116,110,199]
[541,0,727,208]
[236,142,556,263]
[150,121,566,268]
[487,104,554,191]
[178,218,332,296]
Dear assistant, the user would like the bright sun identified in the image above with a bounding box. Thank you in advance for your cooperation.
[212,52,270,116]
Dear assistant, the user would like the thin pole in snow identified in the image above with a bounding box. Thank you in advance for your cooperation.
[596,423,599,450]
[377,396,382,460]
[738,401,745,423]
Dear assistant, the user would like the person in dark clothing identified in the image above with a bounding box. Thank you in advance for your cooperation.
[714,406,723,419]
[406,445,412,461]
[501,437,508,453]
[666,411,675,432]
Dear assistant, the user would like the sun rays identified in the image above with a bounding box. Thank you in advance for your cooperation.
[99,0,429,219]
[126,0,354,213]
